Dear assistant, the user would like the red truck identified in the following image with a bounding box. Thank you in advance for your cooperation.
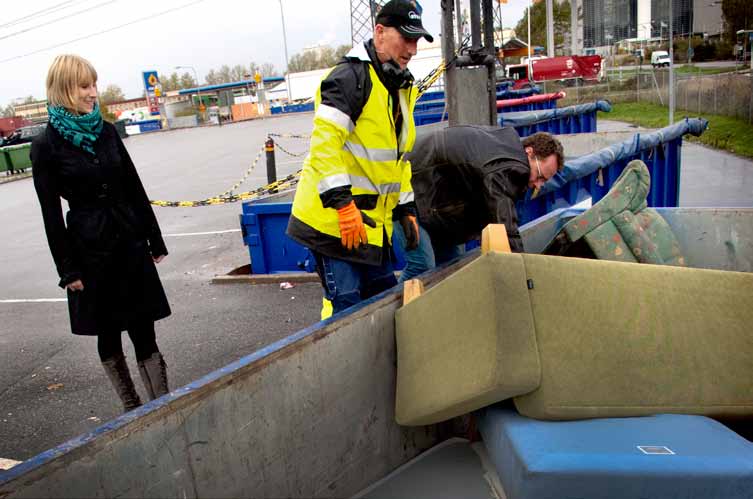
[505,55,604,89]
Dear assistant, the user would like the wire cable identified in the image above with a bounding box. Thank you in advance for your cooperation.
[0,1,120,42]
[0,0,209,65]
[0,1,85,30]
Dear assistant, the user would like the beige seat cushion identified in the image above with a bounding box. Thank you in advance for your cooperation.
[395,253,541,426]
[395,251,753,425]
[514,253,753,420]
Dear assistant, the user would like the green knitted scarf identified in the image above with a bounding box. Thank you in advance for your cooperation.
[47,103,103,155]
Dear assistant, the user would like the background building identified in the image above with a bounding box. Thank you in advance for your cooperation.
[582,0,723,50]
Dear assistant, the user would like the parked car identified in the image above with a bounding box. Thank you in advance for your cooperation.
[651,50,671,68]
[2,123,47,146]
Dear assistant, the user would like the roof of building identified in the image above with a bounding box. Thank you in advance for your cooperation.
[178,77,285,95]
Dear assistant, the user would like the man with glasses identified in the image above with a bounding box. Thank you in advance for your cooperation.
[394,127,564,281]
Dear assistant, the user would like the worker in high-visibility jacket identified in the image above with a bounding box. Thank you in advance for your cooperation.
[287,0,433,315]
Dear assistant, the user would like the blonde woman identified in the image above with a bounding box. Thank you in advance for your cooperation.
[32,54,171,413]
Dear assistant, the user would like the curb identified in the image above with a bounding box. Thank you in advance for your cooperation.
[211,273,319,285]
[0,172,32,185]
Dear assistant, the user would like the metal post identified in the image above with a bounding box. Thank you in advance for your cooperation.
[455,0,463,44]
[570,0,578,55]
[483,0,496,126]
[441,0,458,125]
[265,137,277,185]
[669,0,675,124]
[279,0,292,104]
[527,0,533,79]
[470,0,481,49]
[546,0,554,57]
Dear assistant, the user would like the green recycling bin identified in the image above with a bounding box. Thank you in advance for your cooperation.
[0,147,10,174]
[5,143,32,173]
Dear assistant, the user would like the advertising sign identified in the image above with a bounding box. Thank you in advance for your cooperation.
[141,70,161,116]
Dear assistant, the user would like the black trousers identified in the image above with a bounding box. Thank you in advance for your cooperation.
[97,321,159,362]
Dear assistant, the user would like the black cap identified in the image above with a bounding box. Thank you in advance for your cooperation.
[375,0,434,43]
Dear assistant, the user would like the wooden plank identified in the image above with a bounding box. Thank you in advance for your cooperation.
[481,224,512,254]
[402,279,424,306]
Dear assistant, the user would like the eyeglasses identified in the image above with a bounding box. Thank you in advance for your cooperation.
[534,156,547,182]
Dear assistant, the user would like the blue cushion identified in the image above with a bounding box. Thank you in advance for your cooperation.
[478,405,753,499]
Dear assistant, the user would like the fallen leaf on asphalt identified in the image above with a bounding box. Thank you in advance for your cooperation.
[47,383,64,391]
[87,416,101,423]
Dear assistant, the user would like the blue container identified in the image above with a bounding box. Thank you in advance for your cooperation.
[479,406,753,499]
[270,102,315,115]
[238,120,703,274]
[499,99,558,113]
[137,119,162,133]
[239,201,314,274]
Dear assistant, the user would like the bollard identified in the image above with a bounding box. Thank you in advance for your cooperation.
[265,137,277,186]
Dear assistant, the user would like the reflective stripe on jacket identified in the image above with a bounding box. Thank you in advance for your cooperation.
[287,42,417,266]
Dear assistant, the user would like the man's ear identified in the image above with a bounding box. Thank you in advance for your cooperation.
[524,146,534,158]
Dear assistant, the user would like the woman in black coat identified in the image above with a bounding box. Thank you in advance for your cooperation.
[32,54,171,413]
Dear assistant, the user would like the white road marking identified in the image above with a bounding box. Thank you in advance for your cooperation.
[0,299,66,304]
[0,458,21,470]
[163,229,241,238]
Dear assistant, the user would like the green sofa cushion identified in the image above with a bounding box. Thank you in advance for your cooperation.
[562,160,685,266]
[514,253,753,420]
[394,251,753,424]
[395,253,541,426]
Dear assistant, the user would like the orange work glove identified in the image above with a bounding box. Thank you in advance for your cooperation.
[400,214,420,251]
[336,201,376,250]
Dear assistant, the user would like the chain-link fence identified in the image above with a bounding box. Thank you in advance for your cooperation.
[549,68,753,123]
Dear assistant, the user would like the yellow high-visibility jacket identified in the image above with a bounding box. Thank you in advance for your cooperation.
[287,41,418,266]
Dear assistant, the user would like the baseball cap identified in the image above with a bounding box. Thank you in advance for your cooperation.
[375,0,434,43]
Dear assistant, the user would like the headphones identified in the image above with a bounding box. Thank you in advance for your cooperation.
[376,49,414,90]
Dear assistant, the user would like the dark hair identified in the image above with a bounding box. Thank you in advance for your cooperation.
[522,132,564,171]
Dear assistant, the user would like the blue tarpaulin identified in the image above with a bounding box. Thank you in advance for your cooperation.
[501,100,612,128]
[539,117,709,196]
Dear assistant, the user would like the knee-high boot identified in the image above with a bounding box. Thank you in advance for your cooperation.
[137,352,169,400]
[101,353,142,412]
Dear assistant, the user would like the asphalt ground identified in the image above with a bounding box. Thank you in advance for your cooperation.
[0,113,751,464]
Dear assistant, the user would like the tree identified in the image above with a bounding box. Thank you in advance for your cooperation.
[218,65,232,83]
[230,64,246,82]
[179,72,197,89]
[260,62,278,77]
[99,84,125,104]
[722,0,753,41]
[287,44,347,73]
[1,103,15,117]
[513,0,571,57]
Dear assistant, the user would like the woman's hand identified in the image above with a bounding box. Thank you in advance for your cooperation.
[153,255,166,264]
[66,279,84,291]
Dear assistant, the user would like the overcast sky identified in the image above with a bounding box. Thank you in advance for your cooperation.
[0,0,529,106]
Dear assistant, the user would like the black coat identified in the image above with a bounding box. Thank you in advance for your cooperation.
[32,122,171,336]
[405,125,531,251]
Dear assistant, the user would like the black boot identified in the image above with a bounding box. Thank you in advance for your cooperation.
[138,352,169,400]
[101,354,142,412]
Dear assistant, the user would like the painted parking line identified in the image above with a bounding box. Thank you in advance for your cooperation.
[0,298,66,304]
[163,229,241,238]
[0,457,21,470]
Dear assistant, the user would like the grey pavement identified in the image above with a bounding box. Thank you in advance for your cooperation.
[598,119,753,207]
[0,113,751,464]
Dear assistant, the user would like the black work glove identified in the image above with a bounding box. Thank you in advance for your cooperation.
[400,214,420,251]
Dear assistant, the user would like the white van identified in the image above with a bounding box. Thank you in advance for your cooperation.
[651,50,671,68]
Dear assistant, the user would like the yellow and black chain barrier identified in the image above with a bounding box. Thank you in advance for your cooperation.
[149,48,468,207]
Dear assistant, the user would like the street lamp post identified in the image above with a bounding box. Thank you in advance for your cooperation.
[279,0,292,104]
[176,65,202,111]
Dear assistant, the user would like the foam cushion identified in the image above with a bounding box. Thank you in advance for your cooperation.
[395,253,540,426]
[478,405,753,499]
[513,253,753,420]
[394,251,753,425]
[562,160,685,265]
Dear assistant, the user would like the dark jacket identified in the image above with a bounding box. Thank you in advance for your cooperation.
[405,125,531,252]
[32,122,171,335]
